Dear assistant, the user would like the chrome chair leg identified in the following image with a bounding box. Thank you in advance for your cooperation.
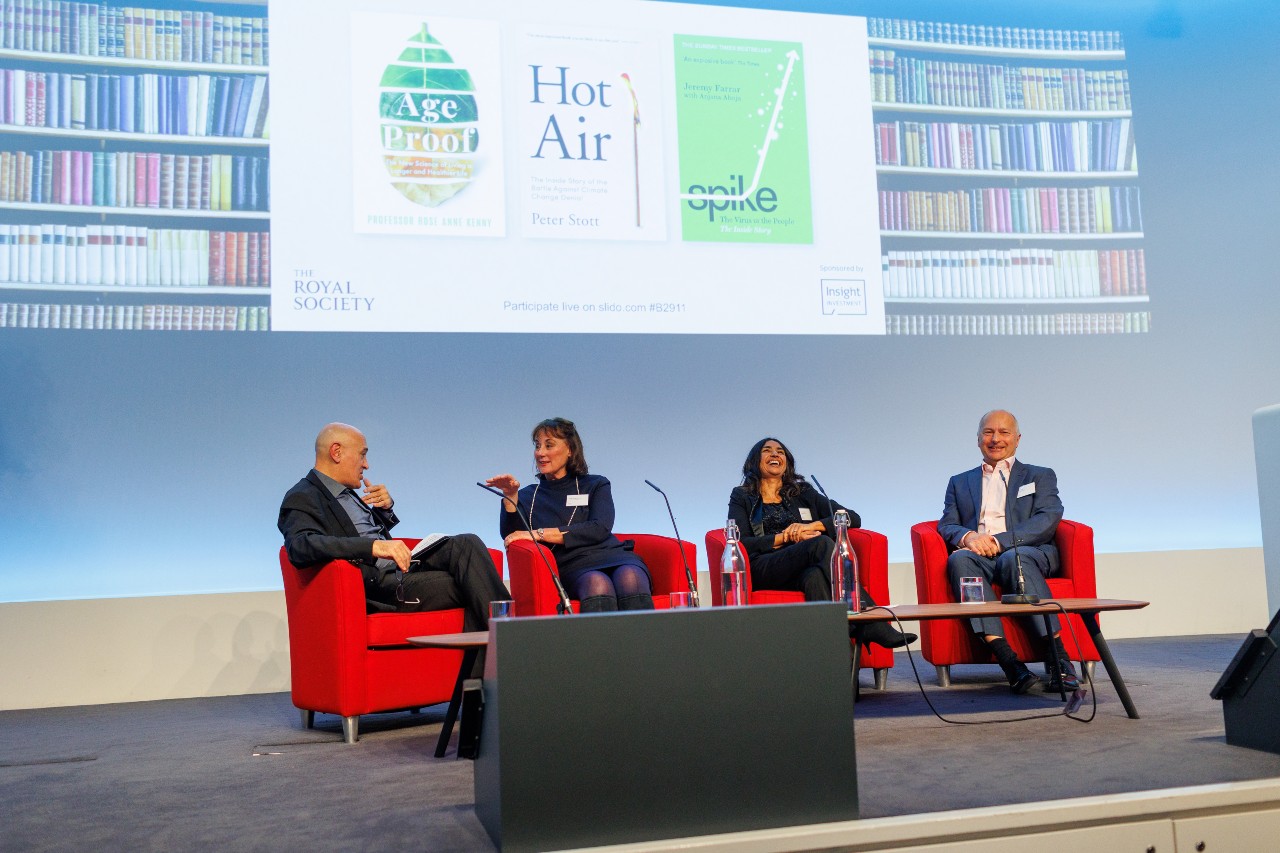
[935,665,952,687]
[873,668,888,691]
[342,716,359,744]
[300,709,314,729]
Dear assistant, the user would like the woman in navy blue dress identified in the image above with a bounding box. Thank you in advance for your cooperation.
[486,418,652,612]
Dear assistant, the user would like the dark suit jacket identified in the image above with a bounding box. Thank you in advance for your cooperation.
[278,469,400,591]
[937,460,1063,573]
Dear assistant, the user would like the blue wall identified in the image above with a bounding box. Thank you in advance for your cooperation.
[2,0,1278,600]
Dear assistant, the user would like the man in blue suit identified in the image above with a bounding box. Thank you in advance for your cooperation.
[938,410,1079,695]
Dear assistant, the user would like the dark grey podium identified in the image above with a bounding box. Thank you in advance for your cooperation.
[473,602,858,851]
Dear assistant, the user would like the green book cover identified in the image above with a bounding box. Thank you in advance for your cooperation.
[673,34,813,244]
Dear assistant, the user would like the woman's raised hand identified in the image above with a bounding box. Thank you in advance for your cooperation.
[485,473,521,506]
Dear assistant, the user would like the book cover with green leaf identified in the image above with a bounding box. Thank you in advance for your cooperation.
[351,12,505,237]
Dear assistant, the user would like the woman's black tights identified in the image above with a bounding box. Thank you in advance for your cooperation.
[572,565,653,612]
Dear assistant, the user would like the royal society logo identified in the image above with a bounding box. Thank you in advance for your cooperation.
[378,24,481,208]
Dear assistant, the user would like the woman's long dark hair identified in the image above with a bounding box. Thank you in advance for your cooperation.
[532,417,589,476]
[740,436,807,498]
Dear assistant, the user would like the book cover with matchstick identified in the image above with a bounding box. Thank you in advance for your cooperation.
[516,25,667,241]
[673,34,813,244]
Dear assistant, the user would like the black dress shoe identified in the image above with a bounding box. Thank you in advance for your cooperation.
[1005,660,1040,694]
[1045,659,1081,694]
[856,621,918,649]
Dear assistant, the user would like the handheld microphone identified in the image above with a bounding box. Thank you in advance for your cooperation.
[475,482,574,616]
[644,480,700,607]
[997,468,1039,605]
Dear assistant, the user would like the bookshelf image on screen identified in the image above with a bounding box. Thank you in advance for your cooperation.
[0,0,271,331]
[867,15,1149,335]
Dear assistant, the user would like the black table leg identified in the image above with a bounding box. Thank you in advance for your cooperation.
[434,648,479,758]
[1079,611,1139,719]
[1043,613,1067,702]
[850,628,863,703]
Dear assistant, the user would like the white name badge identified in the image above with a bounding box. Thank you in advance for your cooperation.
[566,494,589,507]
[798,508,813,521]
[1017,482,1036,498]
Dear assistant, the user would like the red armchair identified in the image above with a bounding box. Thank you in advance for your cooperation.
[278,540,505,743]
[506,533,697,615]
[910,519,1100,686]
[704,527,896,689]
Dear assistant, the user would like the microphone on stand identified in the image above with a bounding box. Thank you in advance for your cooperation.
[644,480,699,607]
[475,482,574,616]
[812,474,862,615]
[809,474,835,520]
[997,469,1039,605]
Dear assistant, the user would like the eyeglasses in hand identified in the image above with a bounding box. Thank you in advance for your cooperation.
[396,560,421,606]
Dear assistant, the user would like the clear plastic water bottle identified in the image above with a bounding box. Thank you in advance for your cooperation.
[830,509,860,613]
[721,519,747,606]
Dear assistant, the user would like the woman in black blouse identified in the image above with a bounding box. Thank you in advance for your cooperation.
[727,437,914,648]
[486,418,652,612]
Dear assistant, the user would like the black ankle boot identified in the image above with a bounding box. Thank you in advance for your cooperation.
[857,620,917,649]
[617,593,654,611]
[853,587,917,648]
[577,595,617,613]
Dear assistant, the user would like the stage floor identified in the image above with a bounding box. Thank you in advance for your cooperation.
[2,635,1278,851]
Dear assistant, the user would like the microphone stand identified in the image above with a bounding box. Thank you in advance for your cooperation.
[996,471,1069,701]
[812,474,866,683]
[809,474,835,523]
[811,474,857,613]
[476,482,574,616]
[997,469,1039,605]
[644,479,700,607]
